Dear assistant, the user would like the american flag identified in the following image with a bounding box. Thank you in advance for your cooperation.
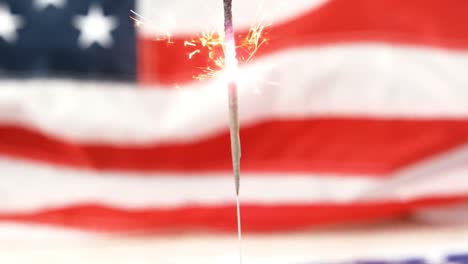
[0,0,466,235]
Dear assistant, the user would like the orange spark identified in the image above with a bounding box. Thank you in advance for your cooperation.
[130,16,143,27]
[129,10,174,44]
[188,50,201,59]
[156,32,174,44]
[130,10,145,28]
[238,23,269,62]
[184,41,196,47]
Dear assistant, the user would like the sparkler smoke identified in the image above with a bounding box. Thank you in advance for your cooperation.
[222,1,243,264]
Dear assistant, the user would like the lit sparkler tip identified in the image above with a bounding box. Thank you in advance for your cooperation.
[182,22,268,81]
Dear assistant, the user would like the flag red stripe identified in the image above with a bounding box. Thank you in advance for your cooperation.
[2,196,467,233]
[138,0,468,85]
[1,118,467,174]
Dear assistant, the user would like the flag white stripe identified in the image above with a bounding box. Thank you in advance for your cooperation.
[0,144,466,212]
[0,44,467,144]
[137,0,327,35]
[1,225,468,264]
[0,223,96,241]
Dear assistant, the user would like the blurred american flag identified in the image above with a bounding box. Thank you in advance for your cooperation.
[0,0,466,235]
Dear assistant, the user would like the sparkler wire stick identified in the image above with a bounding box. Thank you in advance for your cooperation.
[223,0,242,263]
[223,0,240,198]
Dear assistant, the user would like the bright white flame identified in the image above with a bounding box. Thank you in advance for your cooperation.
[224,39,239,83]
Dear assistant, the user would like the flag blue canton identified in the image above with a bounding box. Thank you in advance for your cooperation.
[0,0,136,81]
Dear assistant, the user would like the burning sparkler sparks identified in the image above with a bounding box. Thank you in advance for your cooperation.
[129,9,269,81]
[129,10,144,27]
[183,22,269,81]
[130,10,174,44]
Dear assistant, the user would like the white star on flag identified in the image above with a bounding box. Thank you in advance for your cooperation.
[0,4,24,43]
[34,0,67,10]
[73,5,118,49]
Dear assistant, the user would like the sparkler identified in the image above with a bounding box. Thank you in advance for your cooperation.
[222,0,240,199]
[222,0,243,264]
[182,3,270,261]
[132,4,270,263]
